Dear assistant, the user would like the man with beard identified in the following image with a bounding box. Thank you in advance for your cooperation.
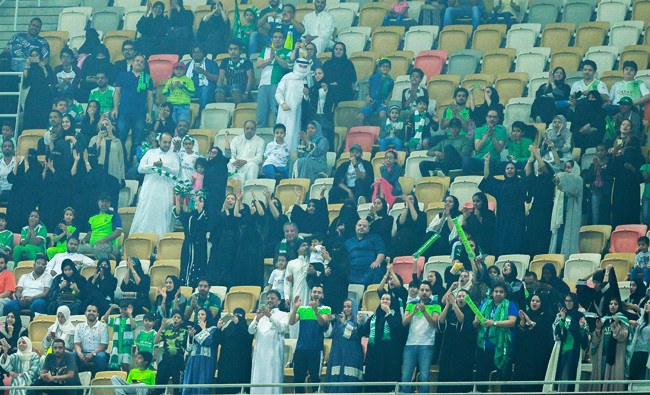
[47,236,94,276]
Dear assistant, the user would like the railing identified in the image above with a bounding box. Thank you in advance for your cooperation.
[2,378,650,394]
[0,71,24,134]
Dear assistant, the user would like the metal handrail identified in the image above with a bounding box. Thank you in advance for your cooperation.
[0,71,24,133]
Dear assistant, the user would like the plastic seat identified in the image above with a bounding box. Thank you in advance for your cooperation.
[224,290,257,312]
[213,128,243,150]
[584,46,619,73]
[426,74,461,103]
[503,97,534,129]
[632,0,650,26]
[494,72,528,104]
[231,106,257,128]
[349,51,379,83]
[413,50,448,79]
[345,129,377,153]
[423,256,452,278]
[334,101,366,130]
[275,178,311,211]
[147,58,174,86]
[362,289,380,312]
[400,176,415,194]
[460,74,495,105]
[16,135,40,155]
[200,102,235,130]
[392,256,425,284]
[600,258,631,281]
[358,3,390,33]
[437,26,470,54]
[83,0,110,11]
[619,45,650,70]
[123,232,158,260]
[530,254,565,275]
[596,0,627,23]
[328,6,355,33]
[528,1,559,29]
[414,176,450,209]
[357,203,372,220]
[91,7,125,33]
[337,27,371,54]
[550,47,585,73]
[505,24,539,53]
[563,0,596,25]
[578,225,612,253]
[241,179,276,207]
[425,202,445,224]
[449,176,483,205]
[348,284,365,305]
[541,23,575,51]
[149,264,180,287]
[515,47,550,75]
[471,24,507,51]
[404,28,437,54]
[369,30,401,56]
[575,22,609,49]
[610,227,647,253]
[68,31,90,53]
[404,150,431,182]
[12,266,32,285]
[495,254,530,280]
[58,7,92,32]
[114,0,141,7]
[103,30,136,61]
[40,31,69,67]
[447,49,481,79]
[124,6,146,30]
[157,233,185,260]
[309,178,334,202]
[609,21,644,53]
[386,51,414,80]
[481,48,515,75]
[117,207,136,237]
[564,258,598,282]
[601,70,624,89]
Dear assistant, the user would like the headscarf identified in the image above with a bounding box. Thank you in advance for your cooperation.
[601,297,628,365]
[128,257,146,280]
[549,162,582,236]
[552,66,567,85]
[369,296,393,345]
[502,261,519,284]
[50,305,76,337]
[15,336,35,371]
[373,196,388,217]
[486,86,501,105]
[82,45,112,76]
[540,263,569,295]
[629,278,647,306]
[60,259,80,281]
[3,313,23,345]
[162,275,182,312]
[78,28,101,55]
[336,200,360,231]
[307,120,325,144]
[285,58,311,80]
[526,292,547,321]
[342,299,359,327]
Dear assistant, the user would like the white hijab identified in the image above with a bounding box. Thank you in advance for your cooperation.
[16,336,35,371]
[49,305,76,337]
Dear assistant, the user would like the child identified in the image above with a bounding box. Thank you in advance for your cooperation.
[104,300,136,371]
[631,236,650,283]
[135,313,157,358]
[46,207,78,259]
[372,149,403,206]
[266,254,287,300]
[179,136,202,187]
[111,350,156,395]
[357,58,394,127]
[240,7,259,56]
[163,63,195,123]
[309,233,324,266]
[261,123,290,180]
[383,0,409,26]
[153,310,189,395]
[407,280,419,303]
[405,97,439,151]
[0,213,12,258]
[0,122,16,151]
[191,157,207,195]
[379,105,405,151]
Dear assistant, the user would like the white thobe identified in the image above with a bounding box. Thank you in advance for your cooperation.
[275,75,309,153]
[131,148,181,238]
[248,308,289,394]
[47,252,95,276]
[228,134,265,182]
[284,255,310,339]
[302,11,335,53]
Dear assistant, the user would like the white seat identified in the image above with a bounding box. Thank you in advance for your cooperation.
[636,70,650,89]
[58,7,93,31]
[184,0,206,9]
[596,0,627,23]
[506,25,540,53]
[326,152,336,175]
[337,29,368,54]
[124,6,146,31]
[409,25,440,37]
[113,0,141,8]
[68,31,88,51]
[328,7,356,34]
[609,21,645,52]
[564,258,598,282]
[241,179,277,206]
[357,202,372,219]
[309,178,334,202]
[257,127,274,146]
[209,286,227,303]
[404,150,431,183]
[201,103,235,130]
[424,256,452,277]
[119,179,139,208]
[503,97,535,129]
[404,30,435,54]
[348,284,365,305]
[515,47,550,75]
[584,46,619,73]
[495,254,531,280]
[389,202,407,237]
[213,128,244,150]
[91,7,125,33]
[568,253,602,266]
[580,147,598,169]
[449,176,483,205]
[618,281,631,301]
[406,1,425,22]
[527,72,549,98]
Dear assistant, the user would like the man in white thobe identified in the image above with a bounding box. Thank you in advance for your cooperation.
[130,131,180,238]
[284,240,311,339]
[248,290,289,394]
[275,58,311,153]
[47,237,95,276]
[301,0,335,53]
[229,120,265,182]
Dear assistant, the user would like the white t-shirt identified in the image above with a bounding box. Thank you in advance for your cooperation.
[570,79,609,97]
[309,244,323,264]
[609,79,650,105]
[17,271,53,298]
[345,162,365,188]
[179,151,202,182]
[263,140,289,168]
[268,268,285,298]
[56,68,76,85]
[258,48,275,87]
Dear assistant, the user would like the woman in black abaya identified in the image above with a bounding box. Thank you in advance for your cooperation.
[291,186,329,237]
[390,193,426,258]
[209,193,242,288]
[236,198,269,287]
[263,191,289,258]
[606,126,644,228]
[175,194,208,288]
[7,149,42,233]
[214,308,253,393]
[327,201,360,245]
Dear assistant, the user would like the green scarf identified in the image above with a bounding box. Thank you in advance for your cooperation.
[369,310,393,345]
[137,72,151,93]
[477,298,512,370]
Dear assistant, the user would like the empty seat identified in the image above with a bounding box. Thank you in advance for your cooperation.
[503,97,535,129]
[337,28,369,54]
[123,233,158,260]
[91,6,125,32]
[334,101,366,129]
[528,1,559,29]
[349,51,379,83]
[413,50,448,79]
[609,21,645,52]
[231,106,257,128]
[426,74,461,103]
[449,176,483,205]
[563,0,596,25]
[386,51,414,80]
[200,102,235,130]
[541,23,575,51]
[425,202,444,224]
[275,178,311,211]
[610,227,647,253]
[242,179,276,207]
[584,46,619,73]
[578,225,612,253]
[309,178,334,202]
[600,70,623,89]
[392,256,425,284]
[619,45,650,71]
[58,7,92,31]
[424,256,452,278]
[358,3,389,32]
[596,0,627,23]
[448,49,482,78]
[328,6,356,33]
[481,48,515,75]
[148,57,176,86]
[505,24,539,53]
[414,176,450,207]
[494,72,528,104]
[157,233,184,260]
[345,127,378,152]
[404,150,432,183]
[437,26,470,54]
[40,31,69,67]
[471,24,507,51]
[600,257,631,282]
[564,258,598,282]
[404,27,438,54]
[632,0,650,26]
[515,47,551,75]
[575,22,609,49]
[550,47,585,72]
[370,27,404,56]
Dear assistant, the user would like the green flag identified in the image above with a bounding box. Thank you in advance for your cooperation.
[233,1,242,41]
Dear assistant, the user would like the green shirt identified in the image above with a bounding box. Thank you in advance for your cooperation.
[135,329,156,354]
[159,325,188,357]
[0,230,13,254]
[87,209,122,247]
[163,76,195,106]
[20,224,47,254]
[641,164,650,199]
[261,47,291,85]
[474,124,507,159]
[126,368,156,385]
[507,137,533,162]
[442,106,471,135]
[88,86,115,115]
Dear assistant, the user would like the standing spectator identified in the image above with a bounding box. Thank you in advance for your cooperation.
[163,63,195,124]
[469,86,504,128]
[214,308,254,391]
[549,161,583,258]
[3,17,49,71]
[531,67,571,125]
[0,141,15,205]
[260,5,304,50]
[185,44,219,125]
[3,254,51,316]
[74,304,109,375]
[344,219,386,287]
[325,299,363,392]
[153,275,187,326]
[153,310,188,395]
[204,144,231,223]
[356,58,393,127]
[183,278,221,324]
[80,100,101,139]
[103,301,136,371]
[443,0,485,29]
[22,49,53,130]
[391,193,427,257]
[590,298,629,392]
[183,308,218,395]
[379,106,405,152]
[136,1,169,57]
[166,0,194,57]
[0,336,40,395]
[77,45,114,101]
[7,149,42,234]
[301,0,335,52]
[175,196,209,288]
[134,314,156,356]
[570,60,609,101]
[196,0,230,57]
[248,0,283,54]
[215,41,254,107]
[284,240,311,337]
[629,300,650,381]
[78,193,122,260]
[302,66,336,145]
[404,98,439,150]
[13,210,46,264]
[583,144,613,225]
[401,68,428,117]
[255,29,292,128]
[275,59,311,152]
[321,42,356,104]
[608,123,644,229]
[228,120,265,182]
[111,54,154,162]
[440,88,470,135]
[426,196,461,257]
[330,145,373,204]
[29,339,80,392]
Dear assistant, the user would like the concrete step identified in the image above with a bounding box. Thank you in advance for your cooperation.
[0,21,58,31]
[0,7,64,16]
[1,0,80,7]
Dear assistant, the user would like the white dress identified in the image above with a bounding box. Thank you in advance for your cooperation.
[283,255,310,339]
[275,60,312,153]
[130,148,181,238]
[248,309,289,394]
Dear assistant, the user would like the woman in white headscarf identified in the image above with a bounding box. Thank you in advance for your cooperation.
[1,336,40,395]
[549,160,583,258]
[275,58,312,153]
[42,305,76,352]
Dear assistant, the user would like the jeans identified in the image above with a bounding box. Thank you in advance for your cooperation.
[3,298,47,316]
[379,137,404,151]
[117,113,146,160]
[261,164,289,180]
[400,345,434,393]
[382,14,405,26]
[444,6,482,29]
[77,242,120,260]
[248,31,271,56]
[75,351,109,374]
[462,156,497,175]
[643,197,650,225]
[172,105,191,124]
[256,84,279,128]
[631,267,650,283]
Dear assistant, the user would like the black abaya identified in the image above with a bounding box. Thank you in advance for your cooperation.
[203,148,229,230]
[607,141,644,228]
[525,171,555,256]
[437,306,476,393]
[358,308,403,393]
[236,210,267,287]
[291,197,329,236]
[512,310,554,392]
[40,166,73,231]
[6,158,43,233]
[208,211,241,288]
[22,63,54,130]
[177,208,208,288]
[322,241,350,315]
[214,318,253,393]
[465,209,496,256]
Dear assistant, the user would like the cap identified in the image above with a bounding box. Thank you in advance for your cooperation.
[173,62,184,69]
[619,96,633,105]
[349,144,363,153]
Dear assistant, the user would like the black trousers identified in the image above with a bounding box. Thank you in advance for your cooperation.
[153,354,185,395]
[419,145,463,176]
[293,349,322,393]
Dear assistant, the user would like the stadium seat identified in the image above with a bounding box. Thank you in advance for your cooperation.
[460,74,495,105]
[349,51,379,83]
[103,30,136,61]
[564,71,583,87]
[337,27,371,54]
[414,176,450,209]
[503,97,534,129]
[481,48,515,75]
[495,254,530,280]
[336,151,372,169]
[531,254,566,275]
[515,47,551,75]
[563,0,596,25]
[308,178,334,202]
[619,45,650,70]
[632,0,650,25]
[147,57,176,86]
[149,264,180,287]
[91,7,125,33]
[426,74,461,104]
[564,257,598,282]
[114,0,144,7]
[224,179,242,196]
[200,103,235,130]
[386,51,414,80]
[528,1,559,29]
[527,72,549,98]
[117,207,136,237]
[231,106,257,128]
[505,23,541,53]
[404,150,430,182]
[294,3,315,22]
[124,6,146,30]
[327,203,343,224]
[16,135,40,155]
[609,21,645,53]
[40,31,69,67]
[449,176,482,205]
[575,22,609,49]
[423,256,452,277]
[358,3,390,32]
[58,7,93,32]
[192,5,212,29]
[327,4,358,33]
[275,178,311,211]
[242,179,276,207]
[186,129,213,155]
[584,46,619,73]
[600,257,631,281]
[371,26,404,53]
[362,289,380,312]
[471,24,507,51]
[399,176,415,195]
[157,233,184,260]
[224,290,259,314]
[437,26,470,54]
[392,256,425,284]
[83,0,110,10]
[447,49,482,79]
[596,0,627,23]
[578,225,612,254]
[541,23,575,51]
[348,284,365,305]
[413,50,448,79]
[404,26,439,54]
[123,233,158,260]
[600,70,624,89]
[610,226,647,253]
[29,318,55,348]
[12,266,32,285]
[550,47,585,73]
[425,202,444,224]
[494,73,528,104]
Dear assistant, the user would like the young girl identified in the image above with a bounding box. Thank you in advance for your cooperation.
[372,149,403,206]
[190,157,207,209]
[379,105,404,151]
[46,207,78,259]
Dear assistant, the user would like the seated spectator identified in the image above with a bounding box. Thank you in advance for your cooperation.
[440,88,470,136]
[540,115,572,171]
[276,58,312,153]
[0,122,16,152]
[111,351,156,395]
[119,258,151,315]
[85,258,117,316]
[152,310,189,395]
[570,90,606,152]
[77,45,114,102]
[88,72,114,117]
[43,305,76,352]
[371,149,403,207]
[462,110,507,175]
[469,86,504,128]
[46,237,93,277]
[196,0,230,57]
[496,121,532,173]
[4,254,50,316]
[357,58,393,127]
[292,120,329,183]
[74,304,109,375]
[613,96,642,139]
[163,63,195,124]
[78,192,122,260]
[166,0,194,57]
[301,0,335,52]
[47,260,87,315]
[261,124,290,180]
[330,144,373,204]
[228,120,264,182]
[379,106,405,151]
[0,312,25,355]
[608,60,650,112]
[630,236,650,282]
[261,4,304,51]
[22,49,54,130]
[255,29,293,128]
[0,140,16,202]
[184,278,221,324]
[215,41,254,108]
[322,42,357,104]
[103,301,135,371]
[405,98,440,150]
[570,59,609,102]
[46,208,79,259]
[1,336,40,391]
[419,118,472,177]
[3,17,49,71]
[30,339,81,392]
[383,0,409,26]
[51,48,80,99]
[489,0,520,25]
[531,67,571,125]
[154,275,188,327]
[344,219,386,287]
[444,0,486,29]
[185,44,218,125]
[136,2,169,57]
[401,68,428,118]
[13,210,46,264]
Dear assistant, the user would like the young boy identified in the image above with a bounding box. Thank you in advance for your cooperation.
[405,97,439,151]
[104,300,136,371]
[379,105,405,151]
[61,95,84,121]
[0,122,16,151]
[498,120,532,173]
[261,123,290,180]
[240,7,258,56]
[309,233,325,267]
[111,350,156,395]
[266,254,287,299]
[153,310,188,395]
[163,63,195,123]
[178,135,202,187]
[135,313,157,358]
[401,68,428,116]
[0,213,12,258]
[631,236,650,283]
[215,41,254,106]
[407,280,419,303]
[357,58,394,127]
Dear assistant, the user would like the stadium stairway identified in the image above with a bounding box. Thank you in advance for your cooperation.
[0,0,80,47]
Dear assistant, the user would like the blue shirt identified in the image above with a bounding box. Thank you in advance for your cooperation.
[478,300,519,350]
[115,71,154,115]
[368,73,394,103]
[296,304,331,351]
[269,22,302,49]
[5,33,50,59]
[344,234,386,285]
